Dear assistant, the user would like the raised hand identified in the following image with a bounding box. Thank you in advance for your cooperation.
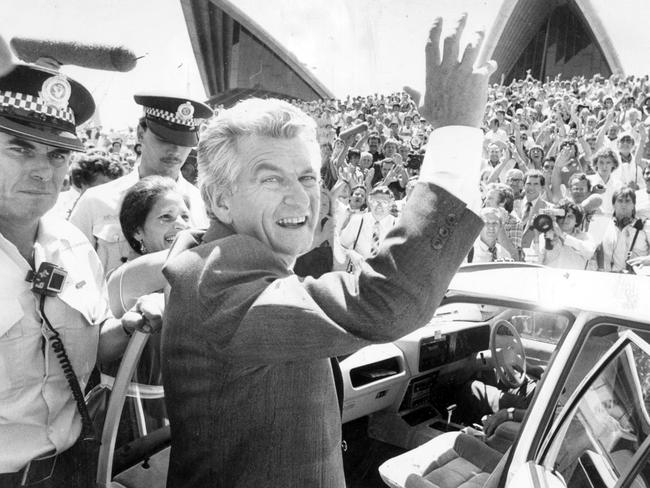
[383,164,398,184]
[556,146,572,168]
[405,14,496,129]
[338,165,354,184]
[332,138,346,159]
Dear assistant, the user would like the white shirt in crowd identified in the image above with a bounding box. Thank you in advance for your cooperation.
[613,162,645,190]
[469,238,511,263]
[587,173,623,216]
[538,231,596,270]
[340,212,397,259]
[601,219,650,272]
[635,189,650,221]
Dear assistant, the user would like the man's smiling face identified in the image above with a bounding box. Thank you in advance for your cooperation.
[216,134,321,267]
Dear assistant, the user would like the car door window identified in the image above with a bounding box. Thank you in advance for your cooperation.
[512,312,569,345]
[541,332,650,488]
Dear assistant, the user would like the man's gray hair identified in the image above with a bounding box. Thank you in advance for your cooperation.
[197,98,317,218]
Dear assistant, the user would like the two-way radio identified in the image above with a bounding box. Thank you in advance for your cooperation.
[28,262,98,444]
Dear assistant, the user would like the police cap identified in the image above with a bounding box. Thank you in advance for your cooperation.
[134,94,213,147]
[0,64,95,152]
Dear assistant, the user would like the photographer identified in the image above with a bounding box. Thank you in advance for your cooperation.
[600,187,650,273]
[536,200,597,269]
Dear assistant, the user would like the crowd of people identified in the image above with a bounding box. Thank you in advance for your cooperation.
[59,70,650,276]
[2,10,650,488]
[286,71,650,273]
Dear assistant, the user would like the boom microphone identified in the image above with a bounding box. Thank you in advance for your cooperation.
[10,38,138,72]
[339,122,368,144]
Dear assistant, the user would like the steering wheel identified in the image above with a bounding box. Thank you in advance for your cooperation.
[490,319,527,389]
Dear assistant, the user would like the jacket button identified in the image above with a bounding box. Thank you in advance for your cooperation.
[438,227,449,237]
[446,214,457,225]
[431,238,444,250]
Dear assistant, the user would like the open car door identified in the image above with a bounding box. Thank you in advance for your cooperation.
[96,331,169,488]
[509,330,650,488]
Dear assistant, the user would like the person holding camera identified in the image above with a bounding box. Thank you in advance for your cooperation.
[536,200,597,269]
[599,187,650,273]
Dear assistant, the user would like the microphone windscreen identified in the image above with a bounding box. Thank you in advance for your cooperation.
[10,38,137,72]
[339,122,368,143]
[0,35,14,77]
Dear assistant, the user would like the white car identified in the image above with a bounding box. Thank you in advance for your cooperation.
[375,263,650,488]
[94,263,650,488]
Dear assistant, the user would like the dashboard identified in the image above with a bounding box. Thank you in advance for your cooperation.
[339,319,490,424]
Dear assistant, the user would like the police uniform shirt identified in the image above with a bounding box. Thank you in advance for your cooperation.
[0,216,110,473]
[69,169,208,275]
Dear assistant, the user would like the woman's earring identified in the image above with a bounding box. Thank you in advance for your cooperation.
[139,240,148,254]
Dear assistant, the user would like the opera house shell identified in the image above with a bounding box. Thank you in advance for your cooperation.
[181,0,650,106]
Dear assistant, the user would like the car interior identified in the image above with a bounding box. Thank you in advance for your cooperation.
[91,300,575,488]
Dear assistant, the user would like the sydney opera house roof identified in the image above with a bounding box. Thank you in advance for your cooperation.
[181,0,650,106]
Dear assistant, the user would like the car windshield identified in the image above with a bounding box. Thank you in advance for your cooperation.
[433,302,571,345]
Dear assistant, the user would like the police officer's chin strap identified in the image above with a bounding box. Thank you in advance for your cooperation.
[29,262,98,444]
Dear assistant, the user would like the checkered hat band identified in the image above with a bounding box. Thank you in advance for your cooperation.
[0,91,75,124]
[144,106,201,127]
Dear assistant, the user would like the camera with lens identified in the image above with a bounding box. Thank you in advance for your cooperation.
[532,208,566,250]
[405,153,423,170]
[532,208,565,233]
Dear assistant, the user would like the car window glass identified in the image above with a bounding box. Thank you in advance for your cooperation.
[105,335,167,459]
[435,303,570,346]
[543,340,650,487]
[511,311,570,345]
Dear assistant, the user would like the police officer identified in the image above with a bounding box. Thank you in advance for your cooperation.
[70,94,212,275]
[0,62,162,486]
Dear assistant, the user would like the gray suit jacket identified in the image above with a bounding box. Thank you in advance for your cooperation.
[161,182,482,488]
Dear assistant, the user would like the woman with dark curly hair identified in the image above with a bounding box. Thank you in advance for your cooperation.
[103,176,191,445]
[108,176,190,305]
[70,153,125,191]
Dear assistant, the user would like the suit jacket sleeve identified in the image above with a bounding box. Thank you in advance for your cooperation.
[164,182,482,364]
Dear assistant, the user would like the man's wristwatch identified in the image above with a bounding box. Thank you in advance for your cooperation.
[507,407,515,421]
